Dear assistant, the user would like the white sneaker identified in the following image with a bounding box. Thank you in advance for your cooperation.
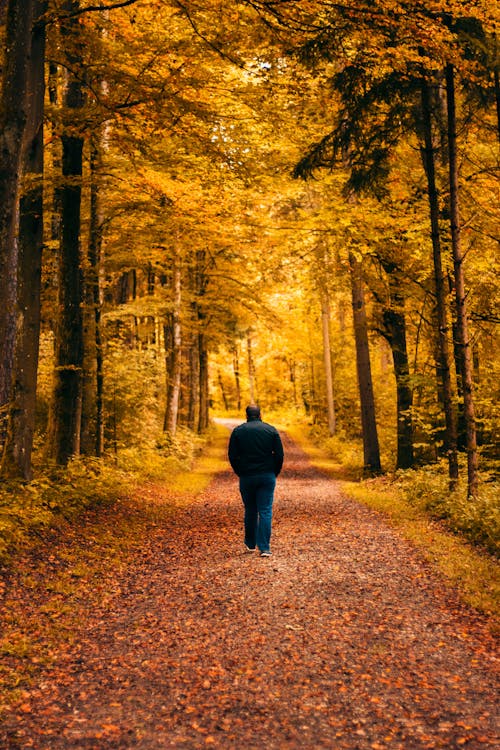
[260,551,271,557]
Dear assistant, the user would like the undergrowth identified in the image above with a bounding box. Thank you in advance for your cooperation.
[301,423,499,556]
[0,459,126,565]
[394,461,499,558]
[290,422,499,620]
[0,425,219,566]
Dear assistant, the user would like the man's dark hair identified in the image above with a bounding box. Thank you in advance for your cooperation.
[246,404,261,420]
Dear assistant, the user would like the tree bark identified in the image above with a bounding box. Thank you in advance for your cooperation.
[247,331,256,404]
[218,369,229,411]
[48,0,85,464]
[494,68,500,144]
[164,255,182,436]
[320,291,336,436]
[445,63,478,497]
[380,262,414,470]
[348,252,382,475]
[81,136,105,456]
[198,333,209,432]
[187,333,200,431]
[0,0,36,448]
[1,0,46,479]
[419,76,459,488]
[289,358,298,408]
[451,313,467,451]
[233,345,241,411]
[48,62,62,243]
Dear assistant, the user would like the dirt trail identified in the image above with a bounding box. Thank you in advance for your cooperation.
[0,432,498,749]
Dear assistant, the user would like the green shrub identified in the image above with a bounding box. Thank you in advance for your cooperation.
[395,461,500,556]
[309,425,363,470]
[0,425,216,565]
[116,425,207,479]
[0,458,128,564]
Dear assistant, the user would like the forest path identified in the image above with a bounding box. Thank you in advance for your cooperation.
[0,431,498,749]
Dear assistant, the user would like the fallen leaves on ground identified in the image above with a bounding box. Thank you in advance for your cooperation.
[0,434,498,749]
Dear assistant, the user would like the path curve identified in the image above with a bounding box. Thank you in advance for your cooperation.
[1,432,498,749]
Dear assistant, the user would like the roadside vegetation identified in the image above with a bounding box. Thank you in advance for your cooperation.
[0,424,227,567]
[287,422,499,621]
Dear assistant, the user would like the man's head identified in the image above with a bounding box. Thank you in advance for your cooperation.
[245,404,261,421]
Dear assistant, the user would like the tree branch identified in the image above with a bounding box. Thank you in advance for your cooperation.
[61,0,139,19]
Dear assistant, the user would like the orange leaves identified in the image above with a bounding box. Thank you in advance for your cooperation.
[1,448,499,749]
[99,722,121,736]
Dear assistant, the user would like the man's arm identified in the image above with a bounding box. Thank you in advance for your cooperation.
[228,430,241,476]
[273,431,284,476]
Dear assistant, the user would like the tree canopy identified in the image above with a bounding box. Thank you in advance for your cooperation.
[0,0,498,500]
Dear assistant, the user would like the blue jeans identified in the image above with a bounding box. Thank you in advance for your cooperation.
[239,472,276,553]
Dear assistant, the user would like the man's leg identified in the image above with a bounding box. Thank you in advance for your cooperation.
[255,473,276,554]
[239,475,258,550]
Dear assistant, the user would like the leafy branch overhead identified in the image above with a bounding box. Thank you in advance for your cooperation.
[0,0,498,505]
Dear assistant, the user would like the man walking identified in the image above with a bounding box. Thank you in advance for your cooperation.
[228,405,284,557]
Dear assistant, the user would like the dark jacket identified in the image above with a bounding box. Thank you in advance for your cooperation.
[228,418,284,478]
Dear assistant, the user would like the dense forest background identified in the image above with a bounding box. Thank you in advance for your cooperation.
[0,1,498,556]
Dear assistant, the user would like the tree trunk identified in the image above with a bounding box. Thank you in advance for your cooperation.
[1,0,46,479]
[164,255,182,436]
[349,252,382,475]
[320,291,336,436]
[48,62,62,243]
[218,369,229,411]
[419,76,459,488]
[380,263,414,470]
[289,358,298,408]
[198,333,209,432]
[81,136,105,456]
[187,333,200,431]
[163,318,173,425]
[494,68,500,144]
[247,331,256,404]
[451,313,467,451]
[303,323,317,419]
[48,0,85,464]
[445,64,478,497]
[0,0,36,448]
[233,345,241,411]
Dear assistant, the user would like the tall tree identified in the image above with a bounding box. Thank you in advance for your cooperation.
[0,0,36,450]
[81,134,105,456]
[164,252,182,436]
[419,76,459,487]
[445,62,479,496]
[47,0,85,464]
[378,258,414,470]
[1,0,46,478]
[349,252,382,475]
[320,289,336,437]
